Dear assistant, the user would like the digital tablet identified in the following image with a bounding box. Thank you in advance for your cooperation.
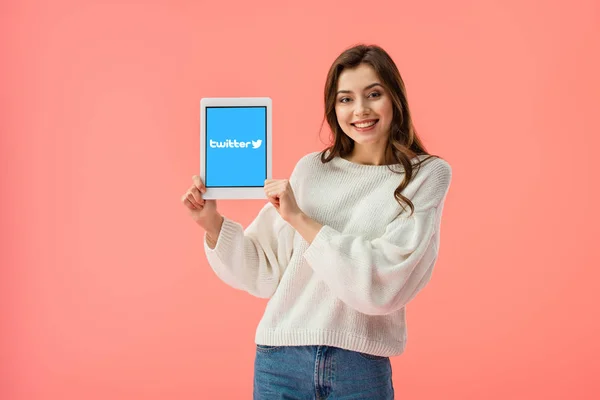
[200,97,272,199]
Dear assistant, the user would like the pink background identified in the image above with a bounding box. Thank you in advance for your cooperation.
[2,0,599,399]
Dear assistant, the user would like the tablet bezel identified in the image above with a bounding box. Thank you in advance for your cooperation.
[200,97,272,199]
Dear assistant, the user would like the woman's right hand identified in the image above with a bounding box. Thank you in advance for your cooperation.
[181,176,221,231]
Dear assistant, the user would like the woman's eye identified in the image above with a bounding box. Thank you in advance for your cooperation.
[339,92,379,103]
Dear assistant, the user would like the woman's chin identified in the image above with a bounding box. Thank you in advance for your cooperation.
[351,134,385,146]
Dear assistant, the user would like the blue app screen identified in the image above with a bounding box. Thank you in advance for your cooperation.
[205,107,267,187]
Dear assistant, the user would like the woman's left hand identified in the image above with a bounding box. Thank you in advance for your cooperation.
[264,179,303,223]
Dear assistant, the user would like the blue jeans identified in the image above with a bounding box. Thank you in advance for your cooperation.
[253,345,395,399]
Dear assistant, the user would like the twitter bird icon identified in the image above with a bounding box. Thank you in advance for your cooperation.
[251,140,262,149]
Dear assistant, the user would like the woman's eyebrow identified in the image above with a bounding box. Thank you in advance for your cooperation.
[336,83,383,94]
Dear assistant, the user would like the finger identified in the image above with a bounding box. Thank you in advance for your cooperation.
[270,183,288,197]
[189,186,203,203]
[187,192,203,208]
[265,187,281,198]
[264,179,284,189]
[192,175,207,193]
[263,181,276,191]
[183,198,199,210]
[264,184,276,196]
[270,180,289,192]
[181,193,198,207]
[267,179,287,187]
[265,180,286,193]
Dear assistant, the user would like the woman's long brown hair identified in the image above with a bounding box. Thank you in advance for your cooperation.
[320,44,441,217]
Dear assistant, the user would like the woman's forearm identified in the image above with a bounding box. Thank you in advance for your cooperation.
[202,213,225,249]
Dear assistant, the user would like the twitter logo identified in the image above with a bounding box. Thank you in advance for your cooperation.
[209,139,264,149]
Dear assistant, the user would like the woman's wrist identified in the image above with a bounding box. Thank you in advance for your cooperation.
[202,213,224,248]
[289,212,322,245]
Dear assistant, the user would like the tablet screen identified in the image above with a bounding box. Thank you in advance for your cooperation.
[205,106,267,188]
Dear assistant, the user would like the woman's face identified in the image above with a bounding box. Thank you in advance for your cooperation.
[334,63,393,149]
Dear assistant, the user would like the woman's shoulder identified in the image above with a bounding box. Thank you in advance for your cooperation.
[288,151,323,187]
[299,151,324,164]
[408,155,453,209]
[292,151,324,173]
[415,154,451,179]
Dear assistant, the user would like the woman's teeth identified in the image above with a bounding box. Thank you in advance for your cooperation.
[354,120,377,128]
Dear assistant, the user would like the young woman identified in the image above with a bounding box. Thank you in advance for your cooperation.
[182,44,452,399]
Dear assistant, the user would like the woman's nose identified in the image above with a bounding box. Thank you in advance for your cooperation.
[354,101,371,117]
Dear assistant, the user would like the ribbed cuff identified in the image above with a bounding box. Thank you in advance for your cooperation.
[204,217,241,259]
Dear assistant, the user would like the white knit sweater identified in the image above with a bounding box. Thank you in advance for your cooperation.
[203,151,452,357]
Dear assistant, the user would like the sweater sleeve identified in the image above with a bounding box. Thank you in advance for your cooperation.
[203,202,294,299]
[201,156,308,298]
[302,161,451,315]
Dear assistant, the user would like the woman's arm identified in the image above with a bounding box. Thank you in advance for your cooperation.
[299,208,441,315]
[203,203,294,299]
[292,162,452,315]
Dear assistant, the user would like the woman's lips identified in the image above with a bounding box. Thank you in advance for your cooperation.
[352,119,379,132]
